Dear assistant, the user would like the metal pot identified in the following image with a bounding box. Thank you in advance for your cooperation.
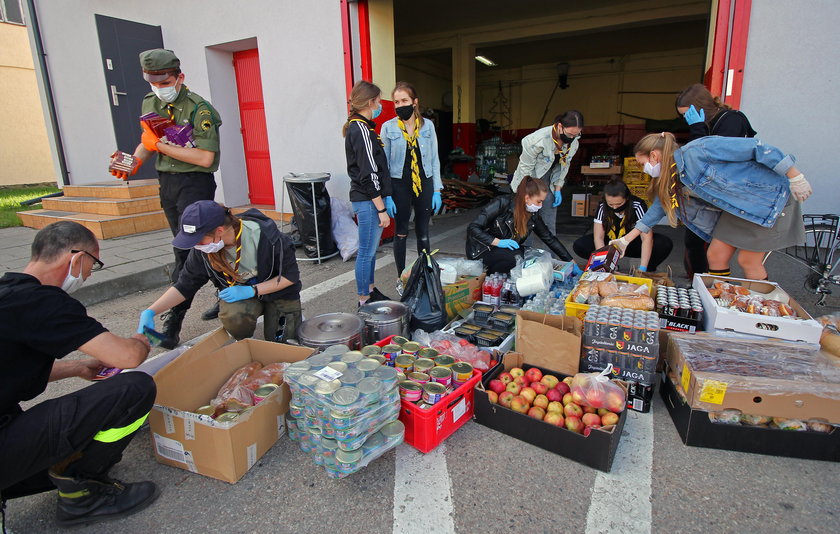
[297,313,363,351]
[357,300,410,345]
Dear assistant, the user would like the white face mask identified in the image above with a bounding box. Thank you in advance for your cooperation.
[195,239,225,254]
[643,161,661,178]
[61,254,85,294]
[151,84,179,103]
[525,203,541,213]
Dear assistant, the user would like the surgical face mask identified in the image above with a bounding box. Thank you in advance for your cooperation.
[371,103,382,120]
[61,255,85,294]
[643,161,661,178]
[195,239,225,254]
[395,104,414,121]
[151,83,179,103]
[525,203,541,213]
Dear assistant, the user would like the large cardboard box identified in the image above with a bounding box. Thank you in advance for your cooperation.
[150,331,315,483]
[474,352,627,472]
[571,193,590,217]
[664,332,840,423]
[515,311,582,376]
[692,274,822,344]
[443,273,485,321]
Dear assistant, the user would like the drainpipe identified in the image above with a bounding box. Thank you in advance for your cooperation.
[26,0,70,186]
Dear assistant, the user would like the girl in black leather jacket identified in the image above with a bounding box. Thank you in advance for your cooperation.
[466,176,573,274]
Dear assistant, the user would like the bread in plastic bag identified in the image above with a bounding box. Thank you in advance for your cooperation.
[570,365,626,413]
[600,293,654,310]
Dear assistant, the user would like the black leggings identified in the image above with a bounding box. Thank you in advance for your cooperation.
[477,247,525,275]
[683,227,709,278]
[572,233,673,271]
[392,177,433,275]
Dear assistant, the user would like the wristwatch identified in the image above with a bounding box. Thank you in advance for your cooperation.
[377,208,387,213]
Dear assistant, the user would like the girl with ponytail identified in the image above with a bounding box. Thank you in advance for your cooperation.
[466,176,576,274]
[611,132,811,280]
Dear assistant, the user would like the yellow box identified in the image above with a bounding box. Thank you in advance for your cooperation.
[564,274,654,319]
[627,182,649,199]
[623,157,643,173]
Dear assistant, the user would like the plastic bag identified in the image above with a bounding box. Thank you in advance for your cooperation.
[286,180,337,258]
[211,362,263,412]
[511,250,554,297]
[401,251,448,332]
[411,329,491,370]
[570,365,626,413]
[330,198,359,261]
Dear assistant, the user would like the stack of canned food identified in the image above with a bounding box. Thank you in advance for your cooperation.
[393,344,476,410]
[655,285,704,320]
[284,344,405,479]
[582,306,661,345]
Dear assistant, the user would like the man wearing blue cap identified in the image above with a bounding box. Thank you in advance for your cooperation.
[108,48,224,348]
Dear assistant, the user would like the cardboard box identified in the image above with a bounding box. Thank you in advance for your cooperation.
[587,195,600,217]
[515,310,582,376]
[443,273,485,321]
[693,274,823,344]
[474,352,627,472]
[580,333,659,384]
[584,246,620,273]
[150,331,315,483]
[572,193,590,217]
[660,370,839,462]
[664,332,840,424]
[626,381,655,413]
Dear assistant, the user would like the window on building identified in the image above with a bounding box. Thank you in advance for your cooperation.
[1,0,25,25]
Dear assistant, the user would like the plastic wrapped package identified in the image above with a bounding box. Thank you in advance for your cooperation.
[570,366,626,413]
[210,362,263,412]
[330,199,359,261]
[412,328,492,370]
[511,251,554,297]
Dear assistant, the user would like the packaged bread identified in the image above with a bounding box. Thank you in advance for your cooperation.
[600,294,655,310]
[597,280,619,297]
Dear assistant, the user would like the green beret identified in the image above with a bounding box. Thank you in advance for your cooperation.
[139,49,180,81]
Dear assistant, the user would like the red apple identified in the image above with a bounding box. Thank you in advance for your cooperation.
[509,367,525,379]
[533,394,549,410]
[487,391,499,404]
[524,367,543,383]
[544,412,565,427]
[498,372,513,385]
[582,413,601,427]
[520,387,537,404]
[510,395,529,413]
[584,390,605,409]
[582,405,597,414]
[547,401,564,414]
[488,379,506,395]
[546,389,564,403]
[565,415,583,433]
[554,382,571,396]
[571,389,586,405]
[583,424,602,437]
[527,406,546,420]
[513,376,528,388]
[562,376,574,386]
[606,391,626,413]
[601,412,619,426]
[562,393,574,406]
[505,382,521,395]
[597,408,611,417]
[531,382,549,396]
[564,403,583,418]
[540,375,560,389]
[499,391,514,408]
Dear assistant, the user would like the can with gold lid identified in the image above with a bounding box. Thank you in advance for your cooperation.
[451,361,474,385]
[401,341,421,355]
[408,371,430,384]
[433,354,456,368]
[357,377,381,403]
[372,365,398,389]
[340,351,365,365]
[252,383,279,403]
[391,335,409,347]
[361,345,382,356]
[326,361,348,373]
[413,358,435,375]
[369,354,387,365]
[380,420,405,443]
[356,358,381,373]
[394,355,415,374]
[428,366,452,387]
[215,412,239,423]
[422,382,447,405]
[416,347,439,360]
[399,380,423,402]
[335,447,363,472]
[195,405,215,417]
[381,344,402,365]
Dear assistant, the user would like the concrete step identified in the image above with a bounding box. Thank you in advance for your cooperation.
[42,195,162,216]
[62,179,160,199]
[231,204,289,222]
[17,209,169,239]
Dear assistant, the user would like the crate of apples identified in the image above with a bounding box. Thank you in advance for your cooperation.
[485,367,623,436]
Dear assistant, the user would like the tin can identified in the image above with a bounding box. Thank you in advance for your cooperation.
[362,431,386,455]
[314,379,341,396]
[408,371,430,384]
[332,386,361,407]
[433,355,456,368]
[617,351,631,372]
[380,420,405,443]
[390,335,409,347]
[339,368,364,387]
[326,361,348,373]
[395,355,415,374]
[396,371,406,382]
[307,353,333,370]
[320,437,339,458]
[399,380,423,402]
[356,358,381,373]
[413,358,436,374]
[402,341,421,355]
[381,344,402,364]
[357,377,381,403]
[330,409,354,429]
[335,448,363,472]
[362,345,382,356]
[451,362,473,384]
[195,405,215,417]
[215,412,239,423]
[340,351,365,365]
[369,354,387,365]
[416,347,439,360]
[252,383,279,403]
[422,382,447,405]
[428,366,452,387]
[322,423,336,438]
[372,365,399,389]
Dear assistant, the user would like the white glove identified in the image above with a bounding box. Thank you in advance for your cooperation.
[608,236,630,257]
[788,173,812,202]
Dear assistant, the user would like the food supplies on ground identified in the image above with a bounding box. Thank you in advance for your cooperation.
[511,251,555,297]
[208,361,288,417]
[568,273,654,310]
[284,345,405,478]
[707,281,796,317]
[411,326,493,370]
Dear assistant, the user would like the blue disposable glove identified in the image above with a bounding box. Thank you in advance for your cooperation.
[431,191,442,213]
[496,239,520,250]
[219,285,256,303]
[571,262,583,276]
[683,104,705,125]
[637,265,648,272]
[384,197,397,218]
[137,308,155,335]
[552,190,563,207]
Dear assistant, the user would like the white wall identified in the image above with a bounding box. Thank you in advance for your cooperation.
[740,0,840,215]
[26,0,351,208]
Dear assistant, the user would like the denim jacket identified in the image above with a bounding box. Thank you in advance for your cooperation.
[381,118,443,191]
[635,137,795,241]
[511,125,579,192]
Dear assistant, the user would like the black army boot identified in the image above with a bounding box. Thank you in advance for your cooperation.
[159,304,188,350]
[201,300,220,321]
[47,470,159,527]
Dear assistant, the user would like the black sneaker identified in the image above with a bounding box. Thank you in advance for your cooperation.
[368,287,391,303]
[48,471,160,527]
[201,301,220,321]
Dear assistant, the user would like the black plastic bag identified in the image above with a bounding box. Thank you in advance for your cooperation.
[400,251,448,332]
[285,181,337,258]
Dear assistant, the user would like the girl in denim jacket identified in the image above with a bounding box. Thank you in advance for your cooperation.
[611,132,812,280]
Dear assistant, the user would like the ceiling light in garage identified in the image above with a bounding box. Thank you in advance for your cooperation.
[475,55,497,67]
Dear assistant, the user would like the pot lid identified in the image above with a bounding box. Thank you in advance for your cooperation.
[357,300,408,322]
[298,313,362,343]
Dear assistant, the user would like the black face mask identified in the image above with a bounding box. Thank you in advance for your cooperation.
[612,202,627,213]
[395,105,415,121]
[560,133,577,144]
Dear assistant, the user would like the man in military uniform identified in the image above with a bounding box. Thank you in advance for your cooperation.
[109,48,222,348]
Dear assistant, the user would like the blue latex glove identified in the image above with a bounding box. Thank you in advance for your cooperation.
[496,239,520,250]
[219,285,256,303]
[385,197,397,218]
[552,190,563,207]
[137,309,155,335]
[431,191,442,213]
[683,104,705,125]
[571,262,583,276]
[637,265,648,272]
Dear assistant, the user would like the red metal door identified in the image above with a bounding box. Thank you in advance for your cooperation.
[233,49,274,205]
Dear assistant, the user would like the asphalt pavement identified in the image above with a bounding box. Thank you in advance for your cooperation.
[2,205,838,534]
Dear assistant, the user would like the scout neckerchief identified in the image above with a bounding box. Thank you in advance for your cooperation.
[669,163,680,209]
[398,116,422,195]
[606,210,628,241]
[551,123,572,166]
[165,104,175,121]
[349,117,384,148]
[222,221,244,286]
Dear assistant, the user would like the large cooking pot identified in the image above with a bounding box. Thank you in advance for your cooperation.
[297,312,363,351]
[357,300,410,345]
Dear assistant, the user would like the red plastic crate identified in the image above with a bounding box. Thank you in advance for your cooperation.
[375,335,482,453]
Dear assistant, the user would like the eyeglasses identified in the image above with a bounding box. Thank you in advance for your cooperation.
[71,249,105,272]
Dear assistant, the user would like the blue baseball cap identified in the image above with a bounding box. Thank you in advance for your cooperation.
[172,201,226,249]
